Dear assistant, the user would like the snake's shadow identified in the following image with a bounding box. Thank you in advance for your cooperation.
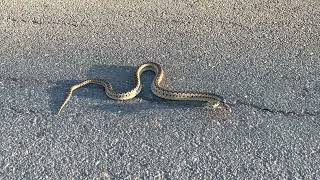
[48,64,205,114]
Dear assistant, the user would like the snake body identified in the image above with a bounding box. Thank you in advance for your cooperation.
[58,62,230,114]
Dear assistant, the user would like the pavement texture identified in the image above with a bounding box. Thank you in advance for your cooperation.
[1,0,320,179]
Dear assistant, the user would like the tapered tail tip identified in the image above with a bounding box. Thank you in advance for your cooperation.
[57,101,67,115]
[57,108,63,115]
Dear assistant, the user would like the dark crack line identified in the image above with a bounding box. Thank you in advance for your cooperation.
[2,75,320,117]
[217,20,254,33]
[8,106,24,114]
[216,20,319,34]
[6,16,91,28]
[5,16,112,29]
[0,76,55,85]
[7,106,45,118]
[229,100,320,117]
[5,17,319,36]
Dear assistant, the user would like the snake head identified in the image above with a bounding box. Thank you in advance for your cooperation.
[208,100,232,113]
[220,102,232,113]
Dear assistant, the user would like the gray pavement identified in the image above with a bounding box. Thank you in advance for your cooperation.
[1,1,320,179]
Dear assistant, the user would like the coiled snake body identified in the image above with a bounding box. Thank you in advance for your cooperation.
[58,62,231,114]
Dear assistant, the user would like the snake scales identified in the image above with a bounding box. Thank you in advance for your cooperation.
[58,62,231,114]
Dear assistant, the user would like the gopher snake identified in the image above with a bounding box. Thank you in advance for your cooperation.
[58,62,231,114]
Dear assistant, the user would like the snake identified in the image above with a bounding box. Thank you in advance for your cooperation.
[58,62,231,114]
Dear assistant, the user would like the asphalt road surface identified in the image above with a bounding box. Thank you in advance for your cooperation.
[1,1,320,179]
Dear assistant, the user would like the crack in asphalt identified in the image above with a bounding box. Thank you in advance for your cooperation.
[2,75,319,117]
[7,106,41,117]
[0,76,54,85]
[7,16,318,33]
[229,99,320,117]
[5,16,105,28]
